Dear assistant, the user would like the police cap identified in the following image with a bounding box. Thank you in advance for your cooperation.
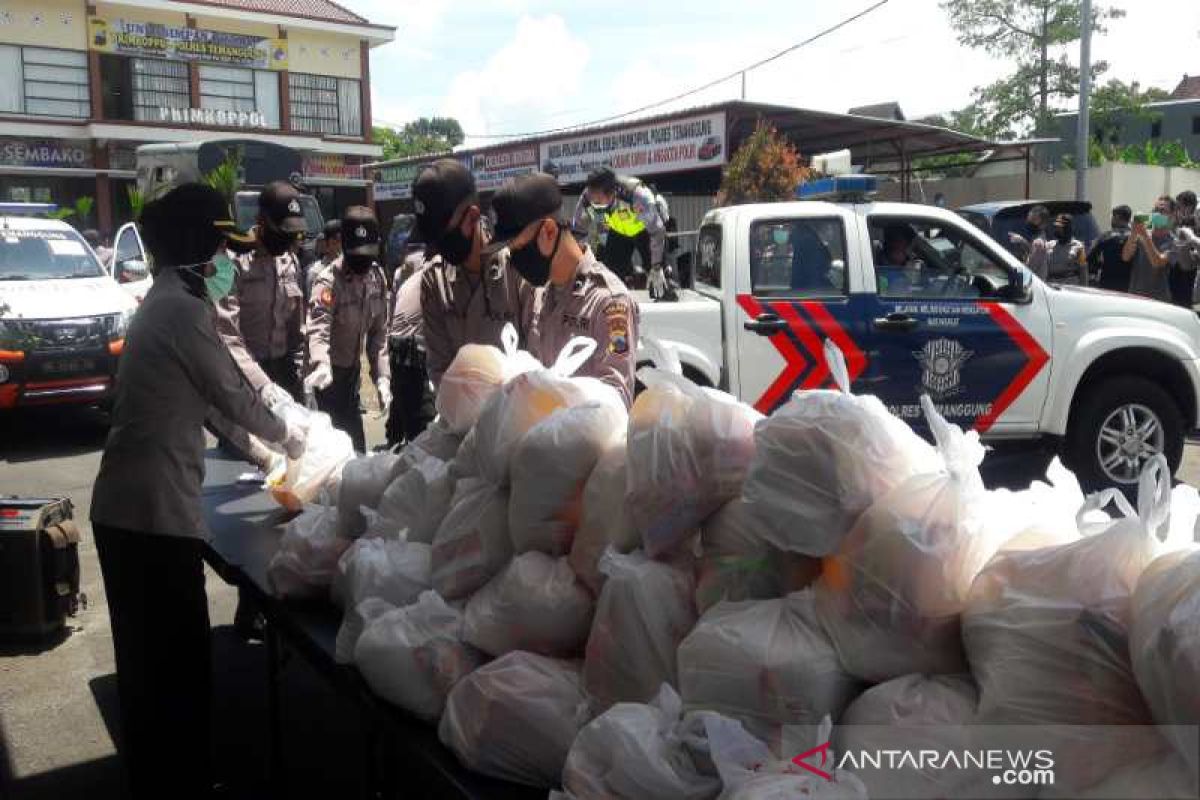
[412,159,476,246]
[341,206,380,257]
[484,172,562,257]
[259,180,308,235]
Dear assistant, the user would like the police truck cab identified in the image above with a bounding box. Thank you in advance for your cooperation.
[635,173,1200,488]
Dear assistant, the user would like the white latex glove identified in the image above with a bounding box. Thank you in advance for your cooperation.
[648,265,667,299]
[304,363,333,393]
[259,381,292,411]
[283,420,307,460]
[376,377,392,413]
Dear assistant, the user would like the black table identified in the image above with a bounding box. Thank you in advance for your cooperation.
[200,451,542,800]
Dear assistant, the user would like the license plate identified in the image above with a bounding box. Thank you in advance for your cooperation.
[41,358,95,376]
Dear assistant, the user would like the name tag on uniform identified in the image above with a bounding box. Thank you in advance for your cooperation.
[562,312,590,331]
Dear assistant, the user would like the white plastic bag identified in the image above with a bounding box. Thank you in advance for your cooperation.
[678,591,862,750]
[742,340,939,557]
[430,478,512,601]
[814,396,1008,681]
[562,684,722,800]
[435,324,542,434]
[438,651,590,788]
[267,504,351,598]
[267,409,354,511]
[330,536,431,611]
[333,596,392,665]
[336,453,404,538]
[584,549,697,712]
[354,591,486,721]
[376,449,451,544]
[406,419,464,462]
[626,370,762,557]
[695,498,821,614]
[463,552,594,657]
[509,403,627,556]
[569,434,640,594]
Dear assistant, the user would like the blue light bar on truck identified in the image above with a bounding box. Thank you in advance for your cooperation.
[797,175,878,201]
[0,203,58,216]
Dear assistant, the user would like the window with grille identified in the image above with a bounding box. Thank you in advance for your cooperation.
[199,65,280,128]
[289,72,361,136]
[131,58,189,122]
[0,45,89,118]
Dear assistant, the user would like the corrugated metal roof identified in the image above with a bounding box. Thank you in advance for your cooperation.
[178,0,371,26]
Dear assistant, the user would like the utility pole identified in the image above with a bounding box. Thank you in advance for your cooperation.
[1075,0,1092,202]
[740,71,746,101]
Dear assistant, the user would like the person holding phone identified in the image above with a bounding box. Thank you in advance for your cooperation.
[1123,196,1176,302]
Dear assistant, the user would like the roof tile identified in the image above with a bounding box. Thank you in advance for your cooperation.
[178,0,369,25]
[1170,75,1200,100]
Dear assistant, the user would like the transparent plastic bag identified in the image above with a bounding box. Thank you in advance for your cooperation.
[569,435,640,594]
[330,536,430,612]
[354,591,486,721]
[438,651,590,788]
[678,591,862,751]
[336,453,404,538]
[626,370,762,557]
[406,418,464,462]
[376,449,451,544]
[266,408,354,511]
[463,552,594,657]
[742,340,939,557]
[333,596,392,665]
[584,549,697,713]
[435,324,542,434]
[430,478,512,601]
[814,396,1008,681]
[509,403,627,556]
[266,504,350,598]
[562,684,722,800]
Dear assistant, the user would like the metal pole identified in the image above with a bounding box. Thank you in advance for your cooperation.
[1075,0,1092,202]
[740,71,746,101]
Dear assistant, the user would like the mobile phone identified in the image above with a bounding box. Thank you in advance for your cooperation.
[1134,213,1150,225]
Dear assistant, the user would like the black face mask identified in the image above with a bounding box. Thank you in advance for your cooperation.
[510,223,561,287]
[437,225,473,265]
[345,253,372,273]
[260,225,295,256]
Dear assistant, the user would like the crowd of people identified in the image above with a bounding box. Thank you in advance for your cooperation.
[1010,191,1200,305]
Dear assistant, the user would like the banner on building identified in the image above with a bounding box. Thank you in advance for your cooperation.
[304,154,364,181]
[88,16,289,70]
[472,144,538,191]
[372,162,425,201]
[0,139,92,168]
[539,111,726,185]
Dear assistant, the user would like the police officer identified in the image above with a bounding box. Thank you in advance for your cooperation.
[412,159,531,387]
[305,206,390,453]
[487,172,638,406]
[571,166,671,298]
[215,180,307,404]
[308,218,341,299]
[91,184,305,799]
[386,256,435,447]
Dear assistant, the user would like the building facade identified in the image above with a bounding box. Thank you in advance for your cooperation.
[0,0,392,234]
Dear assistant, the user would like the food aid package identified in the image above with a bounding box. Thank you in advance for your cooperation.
[333,596,392,664]
[267,504,350,598]
[569,435,640,594]
[626,370,762,558]
[815,396,1007,682]
[708,715,868,799]
[450,428,481,481]
[438,651,590,788]
[584,549,697,712]
[836,674,980,800]
[509,403,627,556]
[695,498,821,614]
[405,418,464,463]
[267,408,354,511]
[742,340,939,557]
[1040,750,1199,800]
[430,478,512,601]
[474,338,620,486]
[354,591,486,722]
[376,449,452,544]
[1131,505,1200,771]
[463,552,594,658]
[435,324,542,434]
[678,591,862,750]
[561,684,722,800]
[336,452,404,538]
[330,536,431,611]
[962,457,1181,791]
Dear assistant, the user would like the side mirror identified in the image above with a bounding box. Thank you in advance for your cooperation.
[1000,269,1034,303]
[116,259,149,284]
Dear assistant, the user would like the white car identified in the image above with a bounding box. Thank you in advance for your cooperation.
[635,180,1200,488]
[0,212,136,410]
[110,220,152,303]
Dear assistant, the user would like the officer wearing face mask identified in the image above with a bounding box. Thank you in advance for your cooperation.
[571,166,671,298]
[304,206,390,453]
[487,172,639,407]
[90,183,305,800]
[215,180,307,406]
[413,159,531,387]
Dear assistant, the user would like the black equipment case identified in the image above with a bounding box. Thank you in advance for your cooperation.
[0,497,81,638]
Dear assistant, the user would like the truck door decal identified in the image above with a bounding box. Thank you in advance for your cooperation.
[973,301,1049,432]
[736,294,866,414]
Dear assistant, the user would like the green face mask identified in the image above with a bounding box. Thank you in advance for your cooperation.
[187,253,236,301]
[1150,212,1172,230]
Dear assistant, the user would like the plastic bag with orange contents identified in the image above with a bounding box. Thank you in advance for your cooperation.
[266,407,354,511]
[435,324,542,434]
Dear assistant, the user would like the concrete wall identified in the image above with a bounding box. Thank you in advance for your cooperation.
[3,0,88,49]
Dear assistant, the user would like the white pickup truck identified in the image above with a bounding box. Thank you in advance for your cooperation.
[635,191,1200,489]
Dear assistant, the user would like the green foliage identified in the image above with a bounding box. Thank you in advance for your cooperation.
[204,148,243,204]
[717,121,812,206]
[126,185,145,221]
[43,195,95,225]
[374,116,465,161]
[940,0,1124,136]
[1064,139,1198,169]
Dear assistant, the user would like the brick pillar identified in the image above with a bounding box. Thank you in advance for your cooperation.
[94,143,113,236]
[186,15,200,108]
[359,40,372,141]
[278,28,291,131]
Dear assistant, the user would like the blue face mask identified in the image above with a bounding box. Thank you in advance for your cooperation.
[772,229,790,246]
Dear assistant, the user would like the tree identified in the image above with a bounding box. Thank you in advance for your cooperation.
[717,122,811,207]
[940,0,1124,136]
[374,116,465,161]
[204,148,242,205]
[1089,78,1171,143]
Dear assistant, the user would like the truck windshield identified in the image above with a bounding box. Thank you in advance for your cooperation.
[0,229,104,280]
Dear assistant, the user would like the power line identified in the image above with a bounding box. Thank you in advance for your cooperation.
[461,0,890,141]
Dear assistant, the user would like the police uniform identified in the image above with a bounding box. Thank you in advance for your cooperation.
[307,247,390,454]
[387,261,434,446]
[526,248,638,406]
[571,172,666,279]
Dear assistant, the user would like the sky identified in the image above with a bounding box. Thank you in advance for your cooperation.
[347,0,1200,147]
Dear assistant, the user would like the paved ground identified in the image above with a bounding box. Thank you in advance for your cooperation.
[1,401,1198,799]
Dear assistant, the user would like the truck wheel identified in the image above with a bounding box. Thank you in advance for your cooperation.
[1065,375,1183,489]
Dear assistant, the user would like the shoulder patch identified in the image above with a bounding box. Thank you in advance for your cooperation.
[604,298,631,355]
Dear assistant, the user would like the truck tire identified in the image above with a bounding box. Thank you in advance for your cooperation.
[1065,375,1184,490]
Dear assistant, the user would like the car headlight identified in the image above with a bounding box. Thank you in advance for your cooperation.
[108,308,135,340]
